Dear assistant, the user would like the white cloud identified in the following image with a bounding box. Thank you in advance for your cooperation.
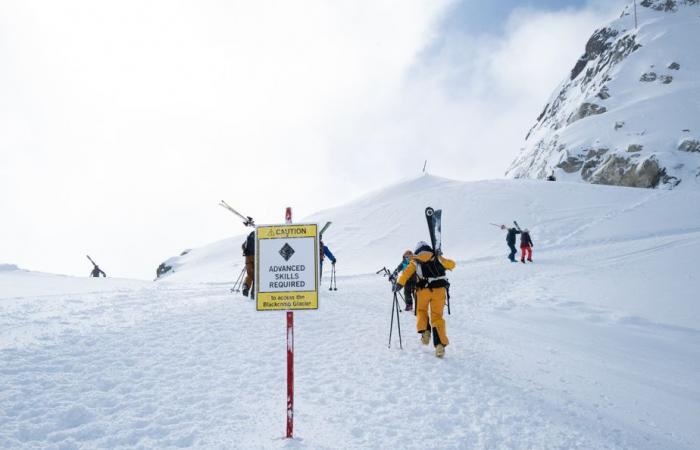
[0,0,628,279]
[0,0,452,278]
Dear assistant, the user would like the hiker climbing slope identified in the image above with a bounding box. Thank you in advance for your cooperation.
[395,241,455,358]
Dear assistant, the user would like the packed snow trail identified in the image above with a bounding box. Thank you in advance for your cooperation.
[2,244,698,449]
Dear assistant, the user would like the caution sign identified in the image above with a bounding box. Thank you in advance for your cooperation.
[256,223,319,311]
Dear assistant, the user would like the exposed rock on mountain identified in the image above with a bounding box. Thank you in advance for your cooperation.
[507,0,700,189]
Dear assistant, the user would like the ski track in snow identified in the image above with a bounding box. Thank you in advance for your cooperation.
[2,246,699,449]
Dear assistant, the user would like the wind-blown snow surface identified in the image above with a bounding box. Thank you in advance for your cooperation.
[2,175,700,449]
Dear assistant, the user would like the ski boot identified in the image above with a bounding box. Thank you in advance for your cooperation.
[405,303,413,312]
[421,330,431,345]
[242,284,249,297]
[435,344,445,358]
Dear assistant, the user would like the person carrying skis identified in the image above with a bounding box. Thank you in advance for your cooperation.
[319,240,336,279]
[501,224,521,262]
[241,230,255,297]
[394,241,456,358]
[392,250,416,311]
[90,265,106,277]
[520,228,534,263]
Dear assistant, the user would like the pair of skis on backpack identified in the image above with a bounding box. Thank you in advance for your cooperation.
[219,200,333,238]
[425,207,442,255]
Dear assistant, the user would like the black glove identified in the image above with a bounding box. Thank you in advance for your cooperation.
[392,283,403,293]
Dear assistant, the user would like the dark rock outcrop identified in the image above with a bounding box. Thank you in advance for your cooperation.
[156,263,172,278]
[679,139,700,152]
[568,103,607,124]
[590,155,664,188]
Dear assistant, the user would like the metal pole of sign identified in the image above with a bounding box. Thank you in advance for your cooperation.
[285,206,294,439]
[286,310,294,438]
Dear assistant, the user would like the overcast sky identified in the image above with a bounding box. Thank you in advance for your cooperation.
[0,0,627,280]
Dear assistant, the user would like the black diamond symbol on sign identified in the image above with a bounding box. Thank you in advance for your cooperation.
[279,243,295,261]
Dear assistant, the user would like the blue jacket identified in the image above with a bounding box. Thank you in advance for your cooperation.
[321,244,336,264]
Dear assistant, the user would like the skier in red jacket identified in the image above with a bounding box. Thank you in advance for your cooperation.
[520,229,534,263]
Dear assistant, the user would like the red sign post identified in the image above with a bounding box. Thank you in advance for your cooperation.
[286,311,294,438]
[286,206,293,439]
[255,207,318,440]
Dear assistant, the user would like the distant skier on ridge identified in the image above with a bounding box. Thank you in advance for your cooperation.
[394,241,455,358]
[90,265,106,278]
[87,255,106,277]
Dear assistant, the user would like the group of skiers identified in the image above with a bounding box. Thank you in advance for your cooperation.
[501,224,534,263]
[384,222,535,358]
[228,209,533,361]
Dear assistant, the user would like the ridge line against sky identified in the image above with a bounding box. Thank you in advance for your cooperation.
[0,0,626,279]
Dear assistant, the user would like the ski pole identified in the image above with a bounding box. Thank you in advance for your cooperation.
[395,292,402,349]
[388,292,396,348]
[332,265,337,291]
[447,287,452,315]
[231,266,246,292]
[388,291,403,349]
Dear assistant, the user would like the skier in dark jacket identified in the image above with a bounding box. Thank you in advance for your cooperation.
[392,250,417,311]
[319,240,336,279]
[520,229,534,263]
[241,231,255,297]
[90,265,106,277]
[501,224,521,262]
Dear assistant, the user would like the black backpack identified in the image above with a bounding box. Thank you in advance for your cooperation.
[415,256,449,289]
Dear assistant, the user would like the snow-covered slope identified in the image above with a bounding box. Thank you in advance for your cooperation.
[507,0,700,189]
[2,176,700,448]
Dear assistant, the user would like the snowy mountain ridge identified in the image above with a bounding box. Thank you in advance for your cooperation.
[156,174,700,284]
[507,0,700,189]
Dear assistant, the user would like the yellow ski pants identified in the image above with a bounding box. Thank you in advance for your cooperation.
[416,287,448,346]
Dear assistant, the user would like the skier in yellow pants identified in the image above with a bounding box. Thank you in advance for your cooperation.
[395,241,456,358]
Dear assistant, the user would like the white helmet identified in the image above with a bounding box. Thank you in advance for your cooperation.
[414,241,432,254]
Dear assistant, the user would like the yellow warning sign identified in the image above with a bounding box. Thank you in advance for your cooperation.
[256,223,319,311]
